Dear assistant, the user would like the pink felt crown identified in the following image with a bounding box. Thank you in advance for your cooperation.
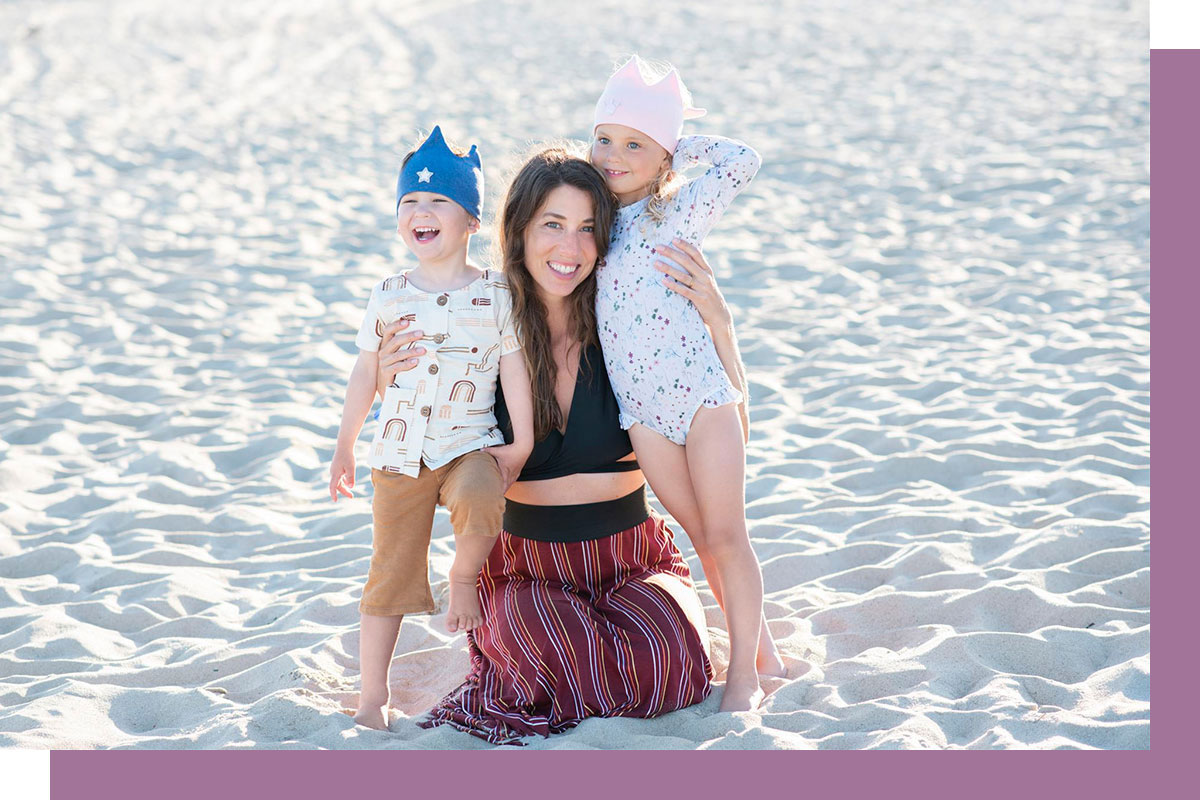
[593,56,706,154]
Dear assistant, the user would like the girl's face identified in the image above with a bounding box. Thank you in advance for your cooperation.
[591,124,671,206]
[523,185,599,302]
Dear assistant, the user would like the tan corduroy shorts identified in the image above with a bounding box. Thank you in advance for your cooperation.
[360,450,504,617]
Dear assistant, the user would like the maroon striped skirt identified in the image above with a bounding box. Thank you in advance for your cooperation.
[419,513,713,745]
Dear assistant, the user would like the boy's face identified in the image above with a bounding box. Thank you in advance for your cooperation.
[396,191,480,261]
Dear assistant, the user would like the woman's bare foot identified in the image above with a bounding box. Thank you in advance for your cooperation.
[446,576,484,633]
[719,669,765,712]
[352,700,389,730]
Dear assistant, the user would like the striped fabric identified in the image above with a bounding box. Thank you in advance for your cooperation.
[420,514,713,745]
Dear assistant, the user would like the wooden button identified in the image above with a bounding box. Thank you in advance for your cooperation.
[428,364,439,374]
[436,294,448,306]
[420,406,431,417]
[433,333,445,343]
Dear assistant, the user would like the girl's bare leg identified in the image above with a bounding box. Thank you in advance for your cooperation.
[354,612,403,730]
[630,406,768,710]
[629,424,785,677]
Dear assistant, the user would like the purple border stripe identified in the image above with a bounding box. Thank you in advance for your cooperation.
[1149,47,1197,768]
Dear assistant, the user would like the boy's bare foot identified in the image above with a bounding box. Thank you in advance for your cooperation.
[352,701,389,730]
[446,576,484,633]
[719,670,765,712]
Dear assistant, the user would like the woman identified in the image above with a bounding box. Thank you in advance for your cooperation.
[375,147,755,744]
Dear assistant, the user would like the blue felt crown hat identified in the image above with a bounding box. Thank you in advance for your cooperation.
[396,125,484,220]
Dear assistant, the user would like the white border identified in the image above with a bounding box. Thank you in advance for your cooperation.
[0,751,50,800]
[1152,0,1200,48]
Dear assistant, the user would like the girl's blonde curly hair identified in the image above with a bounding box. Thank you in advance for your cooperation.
[644,164,684,225]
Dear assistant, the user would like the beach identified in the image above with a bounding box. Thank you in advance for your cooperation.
[0,0,1149,749]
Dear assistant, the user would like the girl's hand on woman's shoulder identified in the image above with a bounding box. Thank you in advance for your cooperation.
[377,318,427,393]
[653,238,733,330]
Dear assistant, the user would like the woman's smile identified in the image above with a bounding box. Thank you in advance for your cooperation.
[547,260,580,277]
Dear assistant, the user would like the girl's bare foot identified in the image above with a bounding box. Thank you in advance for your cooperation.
[756,620,787,677]
[352,701,389,730]
[446,576,484,633]
[757,652,787,678]
[719,669,765,712]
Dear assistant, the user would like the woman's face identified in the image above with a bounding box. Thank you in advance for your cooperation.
[523,184,599,302]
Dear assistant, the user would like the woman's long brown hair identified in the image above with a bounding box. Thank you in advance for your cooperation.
[497,146,617,441]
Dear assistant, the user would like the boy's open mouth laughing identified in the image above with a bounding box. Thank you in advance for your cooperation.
[413,225,440,243]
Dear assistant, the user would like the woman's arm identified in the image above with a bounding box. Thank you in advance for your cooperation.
[653,237,750,444]
[497,353,534,452]
[709,316,751,445]
[487,353,535,490]
[375,318,428,398]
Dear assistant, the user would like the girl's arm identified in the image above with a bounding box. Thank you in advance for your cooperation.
[330,350,381,501]
[671,134,763,241]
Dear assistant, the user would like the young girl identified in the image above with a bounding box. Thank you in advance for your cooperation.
[590,56,785,711]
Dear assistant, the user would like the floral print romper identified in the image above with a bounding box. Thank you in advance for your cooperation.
[596,134,762,445]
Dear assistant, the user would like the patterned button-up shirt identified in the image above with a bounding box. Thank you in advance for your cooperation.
[356,269,521,477]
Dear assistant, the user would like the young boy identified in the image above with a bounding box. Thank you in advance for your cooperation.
[328,126,534,730]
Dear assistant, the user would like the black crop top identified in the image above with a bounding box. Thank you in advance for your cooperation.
[494,342,639,481]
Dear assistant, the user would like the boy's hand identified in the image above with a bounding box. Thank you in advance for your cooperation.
[329,448,356,502]
[483,442,532,492]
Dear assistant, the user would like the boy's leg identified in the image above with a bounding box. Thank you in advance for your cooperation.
[354,612,403,730]
[628,423,785,677]
[355,468,439,728]
[438,451,506,633]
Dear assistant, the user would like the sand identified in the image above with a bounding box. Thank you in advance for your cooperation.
[0,0,1148,749]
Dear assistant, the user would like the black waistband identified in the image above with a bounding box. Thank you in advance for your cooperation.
[503,485,652,543]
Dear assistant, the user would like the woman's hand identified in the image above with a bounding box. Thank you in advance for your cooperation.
[377,318,427,395]
[654,237,733,330]
[483,442,532,492]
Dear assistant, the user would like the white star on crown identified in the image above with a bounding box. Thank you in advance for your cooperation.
[417,167,433,183]
[603,98,620,114]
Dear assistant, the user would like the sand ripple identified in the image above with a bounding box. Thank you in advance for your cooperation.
[0,0,1147,748]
